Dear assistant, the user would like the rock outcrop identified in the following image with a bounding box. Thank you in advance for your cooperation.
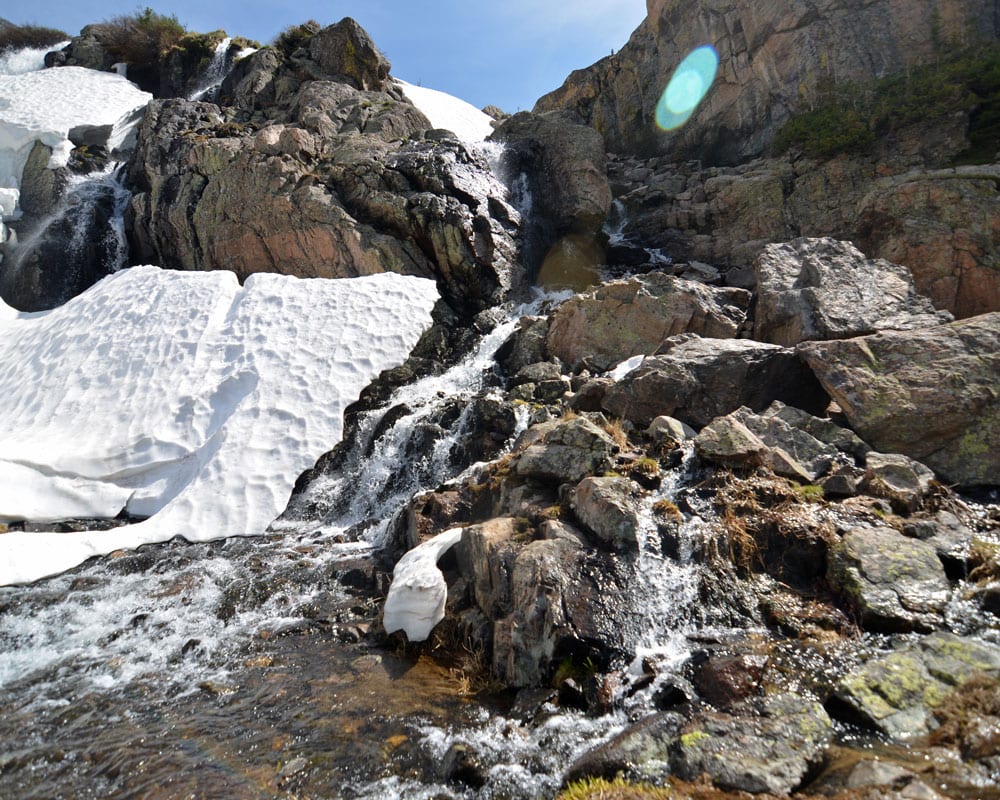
[125,20,526,316]
[799,313,1000,487]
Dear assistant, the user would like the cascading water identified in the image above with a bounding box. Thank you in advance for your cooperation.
[188,38,256,102]
[0,41,70,76]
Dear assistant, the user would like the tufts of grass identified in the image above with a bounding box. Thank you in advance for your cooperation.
[557,776,675,800]
[272,19,321,57]
[99,6,186,65]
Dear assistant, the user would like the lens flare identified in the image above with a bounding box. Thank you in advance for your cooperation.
[656,45,719,131]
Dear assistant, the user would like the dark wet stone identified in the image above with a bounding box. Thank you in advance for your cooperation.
[563,712,684,785]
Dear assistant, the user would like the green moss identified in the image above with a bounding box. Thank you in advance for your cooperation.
[679,730,711,748]
[793,483,825,502]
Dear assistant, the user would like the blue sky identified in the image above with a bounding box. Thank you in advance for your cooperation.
[8,1,648,112]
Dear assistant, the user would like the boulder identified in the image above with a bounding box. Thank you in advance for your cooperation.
[602,334,827,428]
[496,315,550,375]
[455,517,520,618]
[673,693,833,794]
[862,451,937,513]
[570,477,642,551]
[694,405,841,482]
[830,632,1000,739]
[798,314,1000,488]
[513,416,617,484]
[754,238,951,346]
[546,273,750,372]
[827,526,950,633]
[564,712,684,785]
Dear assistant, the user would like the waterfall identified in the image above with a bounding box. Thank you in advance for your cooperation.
[0,41,70,76]
[187,37,253,102]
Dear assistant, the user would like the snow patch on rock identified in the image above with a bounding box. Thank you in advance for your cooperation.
[397,79,495,142]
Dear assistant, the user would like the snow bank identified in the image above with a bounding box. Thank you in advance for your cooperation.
[0,65,150,222]
[396,79,495,142]
[0,266,439,585]
[383,527,464,640]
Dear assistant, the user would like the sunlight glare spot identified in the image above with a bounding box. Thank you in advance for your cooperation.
[656,45,719,131]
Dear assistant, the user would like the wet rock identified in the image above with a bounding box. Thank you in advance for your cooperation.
[513,416,617,484]
[563,712,684,785]
[820,466,864,498]
[602,334,827,428]
[456,517,520,618]
[673,692,832,794]
[546,273,750,372]
[570,476,642,551]
[440,742,487,788]
[754,237,951,346]
[799,314,1000,488]
[862,452,937,513]
[830,632,1000,739]
[490,535,635,686]
[496,315,550,375]
[691,653,768,709]
[827,526,950,633]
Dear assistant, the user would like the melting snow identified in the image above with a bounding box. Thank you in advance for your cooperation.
[383,527,464,640]
[396,78,495,142]
[0,266,439,585]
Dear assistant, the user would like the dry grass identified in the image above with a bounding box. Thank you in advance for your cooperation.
[968,539,1000,584]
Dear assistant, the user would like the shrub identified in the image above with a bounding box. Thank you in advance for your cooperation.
[273,20,320,57]
[0,22,68,51]
[98,6,186,67]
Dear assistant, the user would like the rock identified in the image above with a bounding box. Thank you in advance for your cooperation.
[602,334,827,428]
[692,653,768,709]
[127,92,522,315]
[857,166,1000,318]
[496,316,550,375]
[307,18,391,91]
[695,405,842,481]
[830,632,1000,739]
[490,535,636,687]
[673,692,833,794]
[513,416,618,484]
[546,273,750,371]
[456,518,520,618]
[754,238,951,346]
[491,111,611,277]
[646,416,697,448]
[570,477,642,551]
[863,452,937,513]
[761,400,871,462]
[827,526,950,633]
[563,712,684,785]
[799,314,1000,488]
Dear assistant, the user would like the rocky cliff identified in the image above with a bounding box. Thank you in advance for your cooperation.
[535,0,999,163]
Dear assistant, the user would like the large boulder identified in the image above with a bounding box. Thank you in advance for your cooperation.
[754,237,951,346]
[307,18,391,91]
[570,476,642,551]
[798,313,1000,487]
[827,526,951,633]
[602,334,827,428]
[831,632,1000,739]
[547,273,750,371]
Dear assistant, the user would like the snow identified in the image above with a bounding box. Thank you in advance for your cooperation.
[609,354,645,380]
[383,527,464,641]
[0,266,439,585]
[0,65,151,222]
[396,79,495,142]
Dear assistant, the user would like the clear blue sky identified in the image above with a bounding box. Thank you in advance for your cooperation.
[8,1,648,112]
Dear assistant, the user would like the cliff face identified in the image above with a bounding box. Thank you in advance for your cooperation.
[535,0,999,163]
